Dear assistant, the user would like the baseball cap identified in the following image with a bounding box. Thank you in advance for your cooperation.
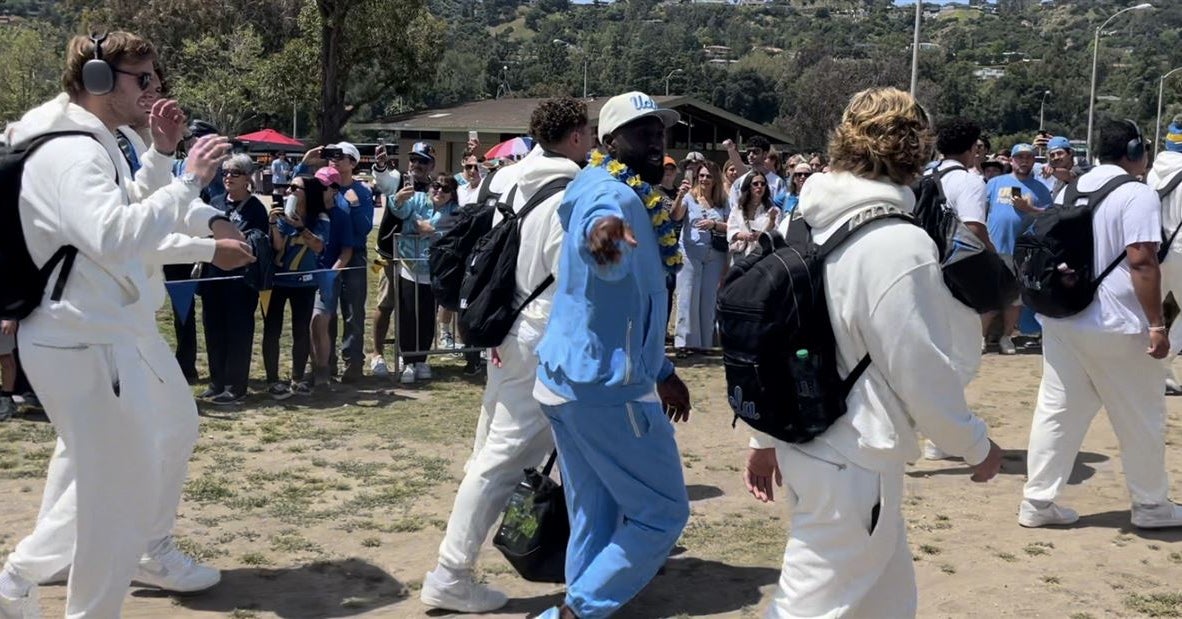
[597,92,680,141]
[333,142,360,162]
[1011,143,1036,156]
[1046,136,1072,152]
[410,142,436,162]
[314,166,342,189]
[982,159,1004,171]
[663,156,677,168]
[1165,122,1182,153]
[681,151,706,165]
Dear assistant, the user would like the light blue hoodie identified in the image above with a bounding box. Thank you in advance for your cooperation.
[536,165,675,404]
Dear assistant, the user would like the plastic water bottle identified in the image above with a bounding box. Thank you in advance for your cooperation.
[790,349,828,434]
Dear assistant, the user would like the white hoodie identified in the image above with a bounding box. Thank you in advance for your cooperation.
[1149,150,1182,255]
[5,94,219,346]
[761,171,991,472]
[494,147,582,348]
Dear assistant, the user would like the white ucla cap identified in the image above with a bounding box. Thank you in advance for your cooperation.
[598,92,680,141]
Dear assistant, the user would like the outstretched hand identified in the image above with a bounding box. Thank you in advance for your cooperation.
[588,216,637,265]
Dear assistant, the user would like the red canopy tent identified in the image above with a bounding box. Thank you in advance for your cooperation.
[235,128,305,151]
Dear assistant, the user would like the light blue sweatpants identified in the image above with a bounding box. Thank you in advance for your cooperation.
[542,399,690,619]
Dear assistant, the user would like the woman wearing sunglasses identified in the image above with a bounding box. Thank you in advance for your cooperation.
[727,170,780,256]
[388,173,461,384]
[773,162,813,215]
[675,160,729,356]
[198,154,270,405]
[262,176,331,399]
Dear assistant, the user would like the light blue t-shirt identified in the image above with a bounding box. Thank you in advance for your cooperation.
[985,173,1054,255]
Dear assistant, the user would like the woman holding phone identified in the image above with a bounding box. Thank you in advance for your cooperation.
[675,160,729,355]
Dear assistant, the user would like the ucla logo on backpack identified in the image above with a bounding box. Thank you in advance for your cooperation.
[728,386,760,421]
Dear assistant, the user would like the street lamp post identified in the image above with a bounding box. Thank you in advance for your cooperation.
[910,0,921,95]
[1087,3,1153,158]
[553,39,588,99]
[1039,90,1051,130]
[664,69,684,96]
[1157,67,1182,154]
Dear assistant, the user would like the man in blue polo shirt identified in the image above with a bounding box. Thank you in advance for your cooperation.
[985,143,1054,354]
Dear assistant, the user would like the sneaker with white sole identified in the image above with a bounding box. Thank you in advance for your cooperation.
[415,363,432,380]
[370,356,389,377]
[400,365,416,384]
[419,568,508,613]
[1167,376,1182,396]
[134,536,220,593]
[1017,499,1079,528]
[922,440,957,461]
[0,585,39,619]
[267,382,292,401]
[998,335,1017,356]
[1131,502,1182,529]
[440,332,457,350]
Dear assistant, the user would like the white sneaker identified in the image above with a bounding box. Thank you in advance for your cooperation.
[0,586,39,619]
[415,363,432,380]
[998,335,1017,355]
[370,356,389,377]
[1132,502,1182,529]
[133,537,220,593]
[923,440,957,461]
[1167,376,1182,396]
[419,568,508,613]
[1018,500,1079,528]
[400,364,416,384]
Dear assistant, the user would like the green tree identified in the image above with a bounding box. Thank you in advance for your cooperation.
[0,23,65,125]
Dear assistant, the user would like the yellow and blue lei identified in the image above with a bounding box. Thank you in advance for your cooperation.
[588,150,684,275]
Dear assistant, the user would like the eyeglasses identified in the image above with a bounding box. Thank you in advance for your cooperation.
[464,164,479,171]
[430,183,451,192]
[287,184,304,193]
[223,170,246,178]
[113,68,154,91]
[698,174,713,180]
[750,181,766,187]
[793,173,811,179]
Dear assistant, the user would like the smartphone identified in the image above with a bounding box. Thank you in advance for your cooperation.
[1010,187,1022,199]
[403,171,414,189]
[684,169,694,183]
[322,146,343,160]
[468,130,478,141]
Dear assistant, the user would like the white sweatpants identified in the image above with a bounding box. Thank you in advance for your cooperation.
[1161,253,1182,378]
[5,336,199,618]
[438,330,555,570]
[766,441,915,619]
[1024,322,1170,506]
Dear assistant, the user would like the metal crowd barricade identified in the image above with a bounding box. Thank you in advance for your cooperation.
[387,234,484,376]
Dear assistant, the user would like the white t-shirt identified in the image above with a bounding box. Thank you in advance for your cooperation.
[1042,164,1162,335]
[935,160,988,225]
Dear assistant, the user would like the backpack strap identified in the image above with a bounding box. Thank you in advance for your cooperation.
[508,177,574,315]
[932,163,966,182]
[472,167,502,208]
[1158,170,1182,202]
[839,354,872,398]
[1062,175,1139,283]
[817,204,915,259]
[1159,171,1182,261]
[541,449,558,476]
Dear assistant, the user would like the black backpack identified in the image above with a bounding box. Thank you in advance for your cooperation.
[914,165,1019,313]
[0,131,97,320]
[1014,174,1137,319]
[717,206,913,444]
[429,168,503,311]
[1156,170,1182,263]
[457,177,570,348]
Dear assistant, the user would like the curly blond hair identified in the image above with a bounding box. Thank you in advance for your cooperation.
[827,87,934,186]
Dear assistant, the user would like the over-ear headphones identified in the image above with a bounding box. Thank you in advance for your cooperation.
[1124,118,1146,161]
[81,33,115,96]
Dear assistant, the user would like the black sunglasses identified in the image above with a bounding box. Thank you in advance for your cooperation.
[464,164,479,171]
[430,183,451,192]
[114,68,154,91]
[223,170,246,178]
[410,156,432,165]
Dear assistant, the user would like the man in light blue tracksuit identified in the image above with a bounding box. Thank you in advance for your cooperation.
[534,92,693,619]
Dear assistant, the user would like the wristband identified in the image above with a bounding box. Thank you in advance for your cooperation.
[1149,325,1167,332]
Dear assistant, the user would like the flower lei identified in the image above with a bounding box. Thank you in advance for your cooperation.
[588,150,683,275]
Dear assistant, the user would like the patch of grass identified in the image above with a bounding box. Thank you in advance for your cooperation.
[1124,592,1182,617]
[1024,541,1054,556]
[1068,613,1096,619]
[269,530,324,555]
[1169,552,1182,564]
[1113,534,1134,548]
[183,476,237,503]
[939,563,956,574]
[361,537,381,548]
[918,544,941,556]
[995,551,1018,563]
[1042,575,1061,585]
[240,552,272,566]
[173,536,227,562]
[229,610,259,619]
[679,515,784,565]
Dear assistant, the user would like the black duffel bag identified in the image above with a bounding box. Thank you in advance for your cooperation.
[492,451,568,583]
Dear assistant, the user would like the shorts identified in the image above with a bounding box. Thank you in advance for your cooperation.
[313,271,342,315]
[0,332,13,356]
[1000,255,1023,307]
[377,263,397,312]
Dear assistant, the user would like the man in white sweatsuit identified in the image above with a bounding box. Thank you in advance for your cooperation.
[418,97,594,613]
[1020,119,1182,529]
[0,32,253,618]
[748,87,1002,618]
[1148,119,1182,394]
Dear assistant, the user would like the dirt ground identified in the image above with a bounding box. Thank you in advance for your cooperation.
[3,343,1182,619]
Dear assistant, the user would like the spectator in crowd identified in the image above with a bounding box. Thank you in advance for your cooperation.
[675,160,728,355]
[934,117,993,249]
[310,166,355,390]
[386,173,461,384]
[296,142,374,383]
[199,154,270,405]
[775,162,812,214]
[271,151,291,201]
[371,142,434,377]
[456,149,483,206]
[995,150,1012,172]
[981,158,1005,181]
[1020,119,1182,529]
[727,170,780,255]
[657,156,687,333]
[808,153,825,173]
[973,136,991,176]
[750,86,1001,619]
[420,95,592,614]
[1152,118,1182,395]
[722,159,740,197]
[263,176,331,399]
[984,143,1053,355]
[681,150,707,182]
[766,149,785,180]
[726,136,786,208]
[0,31,251,617]
[0,321,16,421]
[1036,136,1086,194]
[533,90,692,619]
